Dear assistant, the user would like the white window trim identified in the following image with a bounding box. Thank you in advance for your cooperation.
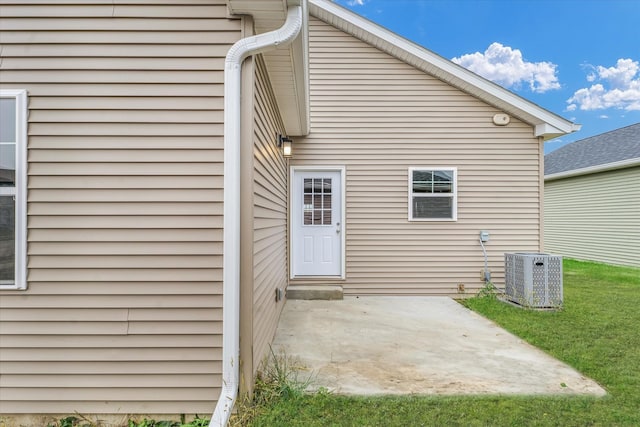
[408,166,458,222]
[0,89,27,290]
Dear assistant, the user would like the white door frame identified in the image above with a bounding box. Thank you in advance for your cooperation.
[290,166,346,279]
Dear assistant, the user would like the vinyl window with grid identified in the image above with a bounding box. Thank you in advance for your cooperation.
[409,167,457,221]
[0,90,27,289]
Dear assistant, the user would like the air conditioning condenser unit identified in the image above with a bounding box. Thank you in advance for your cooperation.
[504,253,563,308]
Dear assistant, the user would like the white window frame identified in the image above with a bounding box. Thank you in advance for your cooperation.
[0,89,28,290]
[408,167,457,222]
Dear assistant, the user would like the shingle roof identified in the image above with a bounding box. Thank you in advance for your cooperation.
[545,122,640,176]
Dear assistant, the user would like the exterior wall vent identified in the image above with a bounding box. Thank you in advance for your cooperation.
[504,253,563,308]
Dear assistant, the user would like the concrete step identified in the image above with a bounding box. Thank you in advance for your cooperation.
[286,285,343,300]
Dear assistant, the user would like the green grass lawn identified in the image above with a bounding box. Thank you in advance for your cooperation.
[247,259,640,426]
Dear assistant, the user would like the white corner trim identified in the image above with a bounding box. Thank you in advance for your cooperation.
[544,157,640,181]
[212,5,303,427]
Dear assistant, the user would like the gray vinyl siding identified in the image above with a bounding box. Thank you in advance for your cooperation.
[0,0,239,414]
[544,166,640,267]
[252,56,288,370]
[290,17,543,295]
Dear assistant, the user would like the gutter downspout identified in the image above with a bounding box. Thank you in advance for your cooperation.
[210,6,303,427]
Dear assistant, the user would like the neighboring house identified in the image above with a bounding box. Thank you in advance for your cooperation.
[544,123,640,267]
[0,0,578,424]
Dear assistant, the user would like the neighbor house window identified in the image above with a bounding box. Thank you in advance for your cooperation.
[409,167,457,221]
[1,90,27,290]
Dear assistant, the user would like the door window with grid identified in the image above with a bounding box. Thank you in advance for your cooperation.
[303,178,332,225]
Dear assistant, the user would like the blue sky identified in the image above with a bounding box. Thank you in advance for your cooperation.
[332,0,640,153]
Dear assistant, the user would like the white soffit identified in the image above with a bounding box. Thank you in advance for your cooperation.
[227,0,309,136]
[309,0,580,140]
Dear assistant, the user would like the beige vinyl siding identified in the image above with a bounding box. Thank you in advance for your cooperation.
[0,0,239,414]
[251,56,288,371]
[290,17,542,295]
[544,166,640,267]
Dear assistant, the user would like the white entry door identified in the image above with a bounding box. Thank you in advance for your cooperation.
[292,169,343,277]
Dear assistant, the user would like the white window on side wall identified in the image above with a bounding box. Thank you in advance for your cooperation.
[1,89,27,290]
[409,167,457,221]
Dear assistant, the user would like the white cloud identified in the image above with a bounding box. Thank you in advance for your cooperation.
[599,115,609,119]
[347,0,367,5]
[451,42,561,93]
[567,58,640,111]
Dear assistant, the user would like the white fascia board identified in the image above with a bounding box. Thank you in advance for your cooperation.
[535,122,582,140]
[309,0,578,139]
[544,157,640,181]
[227,0,299,16]
[285,0,309,136]
[227,0,310,136]
[285,0,310,135]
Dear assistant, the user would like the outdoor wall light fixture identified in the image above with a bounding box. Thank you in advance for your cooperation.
[277,133,293,158]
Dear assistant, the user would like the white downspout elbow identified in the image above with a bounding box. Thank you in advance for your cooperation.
[210,5,303,427]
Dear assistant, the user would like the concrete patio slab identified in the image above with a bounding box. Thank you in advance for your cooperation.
[271,296,606,396]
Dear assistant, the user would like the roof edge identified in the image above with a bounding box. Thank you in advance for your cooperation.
[227,0,310,136]
[288,0,310,135]
[309,0,578,140]
[545,157,640,181]
[535,122,582,140]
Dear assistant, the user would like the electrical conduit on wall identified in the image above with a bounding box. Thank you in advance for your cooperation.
[210,5,303,427]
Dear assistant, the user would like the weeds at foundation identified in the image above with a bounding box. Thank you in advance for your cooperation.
[230,346,317,426]
[476,281,500,299]
[45,414,209,427]
[47,414,96,427]
[127,416,209,427]
[44,347,309,427]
